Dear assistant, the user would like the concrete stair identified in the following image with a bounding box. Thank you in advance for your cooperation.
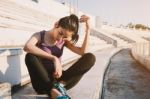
[0,0,58,31]
[0,82,11,99]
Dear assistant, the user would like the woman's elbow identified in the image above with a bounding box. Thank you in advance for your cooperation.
[79,49,86,55]
[23,44,31,52]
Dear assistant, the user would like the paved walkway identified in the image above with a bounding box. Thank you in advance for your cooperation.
[102,49,150,99]
[12,48,121,99]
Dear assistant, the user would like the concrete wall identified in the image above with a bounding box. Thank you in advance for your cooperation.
[95,16,101,29]
[131,51,150,71]
[0,48,29,85]
[131,42,150,71]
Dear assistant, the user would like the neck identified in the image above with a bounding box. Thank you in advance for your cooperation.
[45,30,56,45]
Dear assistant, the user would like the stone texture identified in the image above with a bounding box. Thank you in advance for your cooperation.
[102,49,150,99]
[0,82,11,99]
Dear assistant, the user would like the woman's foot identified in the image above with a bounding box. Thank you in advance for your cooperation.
[53,82,71,99]
[51,88,71,99]
[53,82,67,95]
[51,88,62,99]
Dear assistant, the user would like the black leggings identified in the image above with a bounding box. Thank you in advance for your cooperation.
[25,53,96,94]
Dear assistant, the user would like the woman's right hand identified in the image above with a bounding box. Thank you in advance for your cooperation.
[79,15,89,23]
[79,15,90,31]
[52,56,62,78]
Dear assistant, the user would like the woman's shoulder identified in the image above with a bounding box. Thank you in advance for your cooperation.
[33,30,45,36]
[30,30,45,42]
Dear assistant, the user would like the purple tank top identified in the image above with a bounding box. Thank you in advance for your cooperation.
[37,30,65,72]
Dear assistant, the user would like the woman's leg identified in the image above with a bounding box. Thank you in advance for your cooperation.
[25,53,53,94]
[58,53,96,90]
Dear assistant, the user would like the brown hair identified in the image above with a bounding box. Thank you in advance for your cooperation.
[58,14,79,44]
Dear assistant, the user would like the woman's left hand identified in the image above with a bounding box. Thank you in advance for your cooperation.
[53,56,62,79]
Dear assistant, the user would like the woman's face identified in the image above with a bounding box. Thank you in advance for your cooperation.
[54,27,73,41]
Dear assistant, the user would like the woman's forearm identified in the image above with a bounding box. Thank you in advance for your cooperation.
[24,44,56,61]
[81,21,90,53]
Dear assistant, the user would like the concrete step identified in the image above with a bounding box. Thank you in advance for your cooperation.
[0,16,45,31]
[0,0,57,31]
[0,82,11,99]
[12,84,49,99]
[0,2,51,22]
[0,0,55,21]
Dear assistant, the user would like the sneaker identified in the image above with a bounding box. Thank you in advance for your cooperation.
[53,83,67,95]
[56,95,71,99]
[53,83,71,99]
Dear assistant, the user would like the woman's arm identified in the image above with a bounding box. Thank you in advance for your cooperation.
[65,15,90,55]
[24,33,56,60]
[24,33,62,78]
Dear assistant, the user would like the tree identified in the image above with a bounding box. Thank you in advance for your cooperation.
[127,23,134,28]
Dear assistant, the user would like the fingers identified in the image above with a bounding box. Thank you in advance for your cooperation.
[53,72,59,78]
[53,58,62,78]
[53,70,62,78]
[80,15,89,18]
[79,15,89,23]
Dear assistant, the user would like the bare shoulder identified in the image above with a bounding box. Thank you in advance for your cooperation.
[32,32,40,38]
[25,31,41,45]
[30,32,41,41]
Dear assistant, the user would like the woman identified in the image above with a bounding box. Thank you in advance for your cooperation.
[24,14,96,99]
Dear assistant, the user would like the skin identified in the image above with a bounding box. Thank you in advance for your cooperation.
[24,15,90,99]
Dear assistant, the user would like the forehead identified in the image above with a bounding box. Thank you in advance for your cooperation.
[60,28,73,36]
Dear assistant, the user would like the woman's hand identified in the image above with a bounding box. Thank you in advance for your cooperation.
[52,56,62,78]
[79,15,89,23]
[79,15,90,30]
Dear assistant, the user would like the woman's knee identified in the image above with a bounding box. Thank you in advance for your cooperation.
[25,53,38,63]
[26,53,36,59]
[25,53,41,70]
[83,53,96,66]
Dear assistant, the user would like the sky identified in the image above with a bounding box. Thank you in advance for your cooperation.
[56,0,150,26]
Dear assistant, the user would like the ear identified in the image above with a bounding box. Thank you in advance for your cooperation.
[54,21,59,28]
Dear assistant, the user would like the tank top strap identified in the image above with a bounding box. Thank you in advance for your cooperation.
[40,30,46,43]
